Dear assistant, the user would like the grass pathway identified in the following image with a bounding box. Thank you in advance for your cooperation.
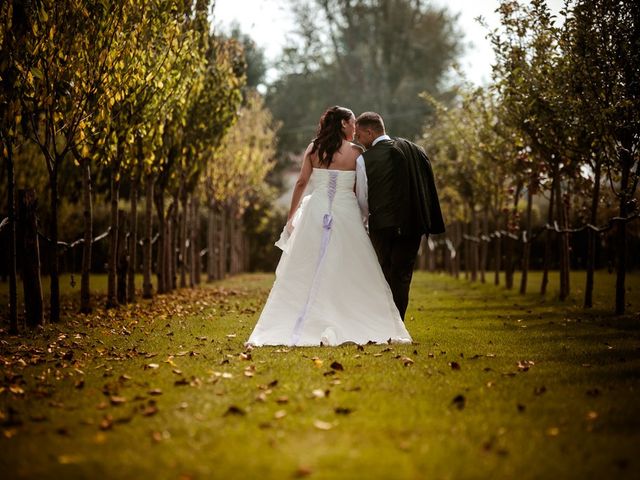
[1,271,639,479]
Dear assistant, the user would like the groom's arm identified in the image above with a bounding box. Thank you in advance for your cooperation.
[355,155,369,231]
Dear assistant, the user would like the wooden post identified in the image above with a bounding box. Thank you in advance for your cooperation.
[17,189,43,327]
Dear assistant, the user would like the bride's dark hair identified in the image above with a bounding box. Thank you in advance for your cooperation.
[311,106,354,167]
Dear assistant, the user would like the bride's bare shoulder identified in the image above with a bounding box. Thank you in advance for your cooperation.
[348,142,364,156]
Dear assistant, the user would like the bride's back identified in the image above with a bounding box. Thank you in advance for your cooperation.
[309,140,362,171]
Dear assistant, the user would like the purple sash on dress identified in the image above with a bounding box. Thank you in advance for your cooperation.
[290,171,338,345]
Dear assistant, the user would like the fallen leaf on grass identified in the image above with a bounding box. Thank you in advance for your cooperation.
[255,392,268,402]
[330,361,344,371]
[274,410,287,419]
[311,389,329,399]
[517,360,535,372]
[312,357,323,368]
[145,363,159,370]
[141,404,158,417]
[99,415,113,430]
[452,394,466,410]
[110,396,127,406]
[400,356,414,366]
[313,420,333,430]
[223,405,245,416]
[151,430,170,443]
[276,396,289,404]
[148,389,163,396]
[9,385,24,396]
[449,361,461,370]
[334,407,352,415]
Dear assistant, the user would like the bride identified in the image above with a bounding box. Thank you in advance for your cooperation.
[246,106,412,346]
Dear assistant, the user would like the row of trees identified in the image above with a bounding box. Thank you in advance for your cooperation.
[1,0,278,333]
[423,0,639,314]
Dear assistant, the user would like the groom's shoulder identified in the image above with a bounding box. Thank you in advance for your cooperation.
[392,137,428,157]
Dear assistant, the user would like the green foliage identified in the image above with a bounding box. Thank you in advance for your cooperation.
[202,91,278,211]
[267,0,463,154]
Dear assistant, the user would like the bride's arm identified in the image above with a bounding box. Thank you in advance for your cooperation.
[287,143,314,223]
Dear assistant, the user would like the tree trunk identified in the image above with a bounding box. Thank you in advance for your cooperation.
[218,207,227,278]
[80,158,93,313]
[179,190,188,288]
[49,162,60,322]
[154,192,166,294]
[192,196,201,285]
[453,222,461,279]
[470,207,479,282]
[106,162,120,309]
[228,206,237,275]
[493,226,501,286]
[143,174,154,298]
[520,180,534,295]
[170,199,179,290]
[5,142,18,333]
[127,172,139,303]
[17,189,43,327]
[505,184,521,290]
[207,203,216,282]
[615,147,632,315]
[541,170,557,295]
[480,207,488,283]
[556,177,570,301]
[584,157,601,308]
[116,209,128,304]
[463,221,470,281]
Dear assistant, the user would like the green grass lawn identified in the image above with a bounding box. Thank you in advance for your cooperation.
[0,270,639,479]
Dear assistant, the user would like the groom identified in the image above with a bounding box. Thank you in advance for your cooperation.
[355,112,445,320]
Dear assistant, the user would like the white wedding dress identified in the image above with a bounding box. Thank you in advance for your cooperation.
[246,168,412,347]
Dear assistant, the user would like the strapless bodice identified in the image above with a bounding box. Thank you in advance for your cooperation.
[310,168,355,193]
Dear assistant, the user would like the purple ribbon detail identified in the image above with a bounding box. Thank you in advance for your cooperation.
[323,213,333,230]
[291,171,339,345]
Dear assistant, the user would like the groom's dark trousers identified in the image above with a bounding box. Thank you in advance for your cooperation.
[362,137,445,320]
[370,228,423,321]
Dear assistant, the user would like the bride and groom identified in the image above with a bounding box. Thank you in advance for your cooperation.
[247,107,445,346]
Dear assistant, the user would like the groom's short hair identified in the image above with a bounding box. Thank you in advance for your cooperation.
[356,112,385,134]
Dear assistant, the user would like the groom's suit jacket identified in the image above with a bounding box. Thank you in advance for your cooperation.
[358,136,445,236]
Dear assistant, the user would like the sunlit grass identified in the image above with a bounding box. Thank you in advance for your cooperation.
[0,271,638,479]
